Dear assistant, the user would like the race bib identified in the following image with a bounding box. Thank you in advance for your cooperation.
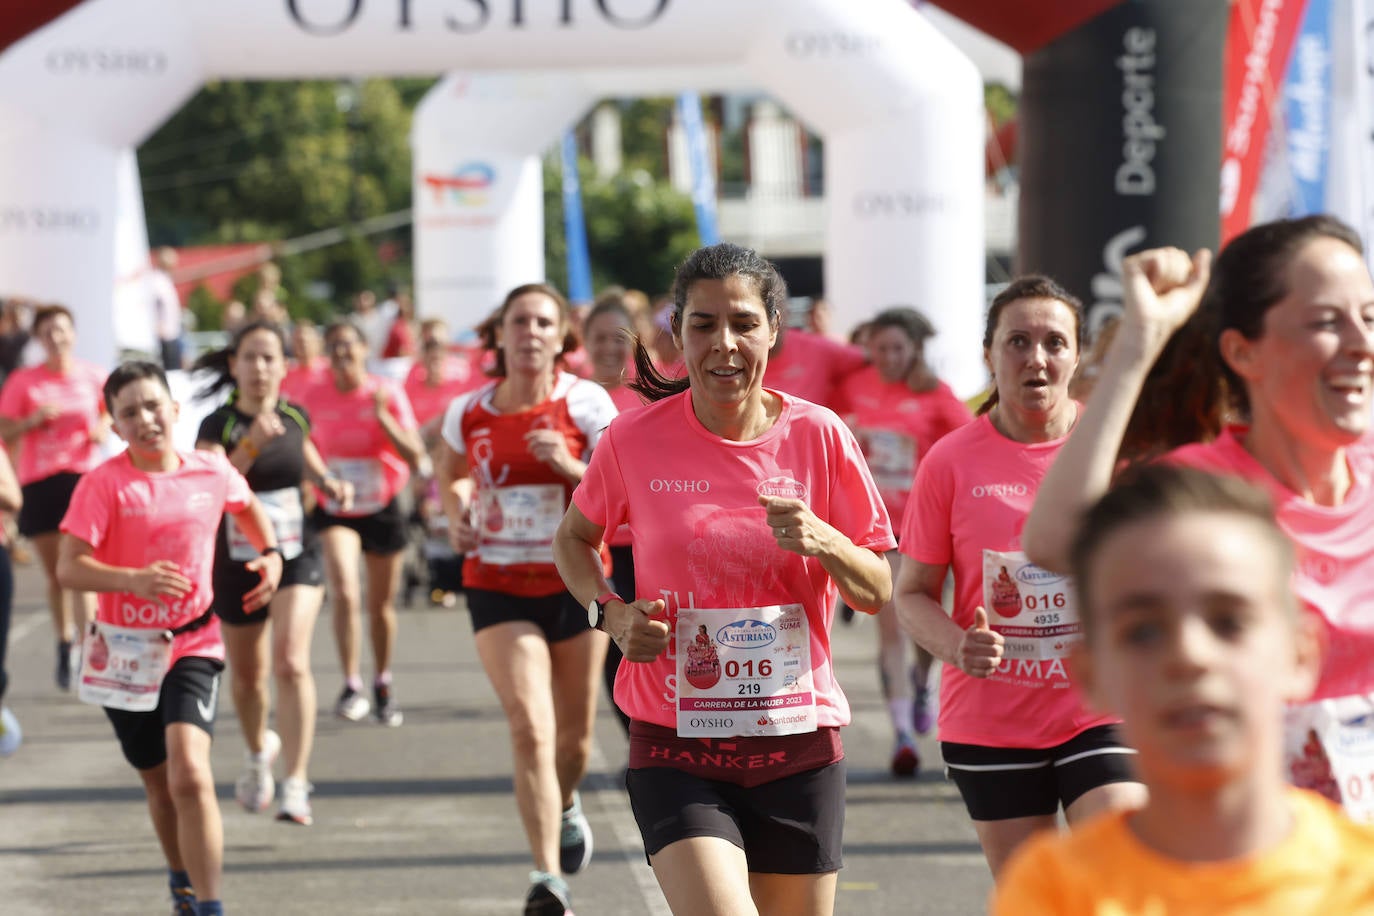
[860,428,916,493]
[326,458,386,516]
[226,487,304,561]
[1286,694,1374,824]
[676,604,816,738]
[475,484,564,566]
[77,621,173,713]
[982,549,1081,663]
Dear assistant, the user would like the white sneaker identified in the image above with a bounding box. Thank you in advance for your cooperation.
[0,707,22,757]
[335,686,371,722]
[276,776,314,826]
[235,729,281,813]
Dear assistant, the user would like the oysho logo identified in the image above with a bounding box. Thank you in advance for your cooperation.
[422,162,495,207]
[716,619,776,649]
[649,478,711,494]
[970,483,1027,499]
[45,48,168,75]
[853,190,947,218]
[756,476,806,500]
[689,717,733,729]
[0,208,100,235]
[784,31,881,58]
[285,0,672,36]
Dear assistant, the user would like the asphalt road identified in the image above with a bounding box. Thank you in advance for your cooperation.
[0,563,992,915]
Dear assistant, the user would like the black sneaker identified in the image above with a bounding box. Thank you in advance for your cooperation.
[55,640,72,692]
[170,883,197,915]
[523,871,572,916]
[374,683,403,727]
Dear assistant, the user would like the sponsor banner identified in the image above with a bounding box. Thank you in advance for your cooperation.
[1327,0,1374,262]
[559,130,593,304]
[676,92,720,246]
[1219,0,1308,242]
[1283,0,1333,216]
[1019,0,1228,338]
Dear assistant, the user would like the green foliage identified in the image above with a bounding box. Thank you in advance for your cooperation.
[139,78,429,317]
[985,82,1018,127]
[544,155,698,298]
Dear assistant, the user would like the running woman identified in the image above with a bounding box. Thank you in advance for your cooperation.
[0,443,20,756]
[404,317,485,443]
[193,322,349,826]
[438,283,617,916]
[555,243,894,916]
[281,322,327,401]
[836,307,972,775]
[582,294,644,736]
[0,304,107,690]
[893,277,1146,879]
[1024,215,1374,821]
[57,361,283,916]
[296,321,424,726]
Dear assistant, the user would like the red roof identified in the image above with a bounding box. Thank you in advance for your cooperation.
[169,243,273,301]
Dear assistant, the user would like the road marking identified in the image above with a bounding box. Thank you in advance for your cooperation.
[586,737,671,916]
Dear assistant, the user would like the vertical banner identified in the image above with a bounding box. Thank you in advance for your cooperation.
[1219,0,1309,241]
[676,92,720,245]
[1328,0,1374,255]
[560,130,593,304]
[1282,0,1332,216]
[1019,0,1228,338]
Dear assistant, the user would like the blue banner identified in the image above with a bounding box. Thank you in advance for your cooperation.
[676,92,720,245]
[1283,0,1330,217]
[560,130,593,304]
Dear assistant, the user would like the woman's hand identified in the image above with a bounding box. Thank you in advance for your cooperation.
[955,607,1004,678]
[246,411,286,451]
[763,496,836,558]
[605,597,671,662]
[1120,247,1212,353]
[525,429,579,478]
[127,560,192,602]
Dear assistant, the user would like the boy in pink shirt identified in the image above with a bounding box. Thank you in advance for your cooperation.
[57,362,282,916]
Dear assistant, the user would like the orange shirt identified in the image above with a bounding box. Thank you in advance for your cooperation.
[993,789,1374,915]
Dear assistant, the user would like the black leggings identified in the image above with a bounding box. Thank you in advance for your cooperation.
[0,544,13,702]
[604,545,636,735]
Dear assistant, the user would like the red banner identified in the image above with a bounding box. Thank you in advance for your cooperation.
[1219,0,1308,242]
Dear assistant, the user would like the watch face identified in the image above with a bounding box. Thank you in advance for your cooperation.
[587,599,599,628]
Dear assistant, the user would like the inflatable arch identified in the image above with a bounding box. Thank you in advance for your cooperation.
[0,0,986,394]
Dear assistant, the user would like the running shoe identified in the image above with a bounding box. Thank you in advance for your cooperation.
[523,871,573,916]
[373,682,403,727]
[891,733,920,778]
[235,729,281,813]
[913,685,935,736]
[55,640,72,692]
[559,791,593,875]
[0,706,22,757]
[276,776,314,826]
[169,883,196,916]
[335,686,371,721]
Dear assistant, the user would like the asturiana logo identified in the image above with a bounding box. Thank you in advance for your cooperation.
[422,162,495,207]
[716,619,776,649]
[757,476,807,500]
[1014,565,1067,587]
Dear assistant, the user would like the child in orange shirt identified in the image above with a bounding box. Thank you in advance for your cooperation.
[994,465,1374,915]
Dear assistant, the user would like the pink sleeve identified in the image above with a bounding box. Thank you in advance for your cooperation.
[832,341,869,380]
[59,470,111,549]
[218,453,252,513]
[388,380,419,431]
[899,442,954,565]
[570,422,629,534]
[827,421,895,551]
[0,373,26,419]
[938,388,975,438]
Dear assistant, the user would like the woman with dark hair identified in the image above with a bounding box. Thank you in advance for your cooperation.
[0,303,107,690]
[893,277,1146,879]
[554,243,894,916]
[192,321,348,826]
[437,282,617,916]
[296,320,424,728]
[1024,214,1374,818]
[836,306,972,775]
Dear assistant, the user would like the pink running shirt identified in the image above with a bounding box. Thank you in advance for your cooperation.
[0,361,106,485]
[601,384,644,548]
[836,367,973,520]
[60,450,252,664]
[573,390,895,731]
[1169,428,1374,701]
[281,357,328,402]
[763,329,867,409]
[404,355,486,428]
[900,413,1117,748]
[298,374,418,516]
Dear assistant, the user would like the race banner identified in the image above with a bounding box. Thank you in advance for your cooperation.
[1283,0,1333,216]
[560,130,593,304]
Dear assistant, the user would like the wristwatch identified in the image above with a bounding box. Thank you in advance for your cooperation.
[260,546,283,558]
[586,592,622,631]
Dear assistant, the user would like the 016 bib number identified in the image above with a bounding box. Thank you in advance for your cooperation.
[77,621,173,712]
